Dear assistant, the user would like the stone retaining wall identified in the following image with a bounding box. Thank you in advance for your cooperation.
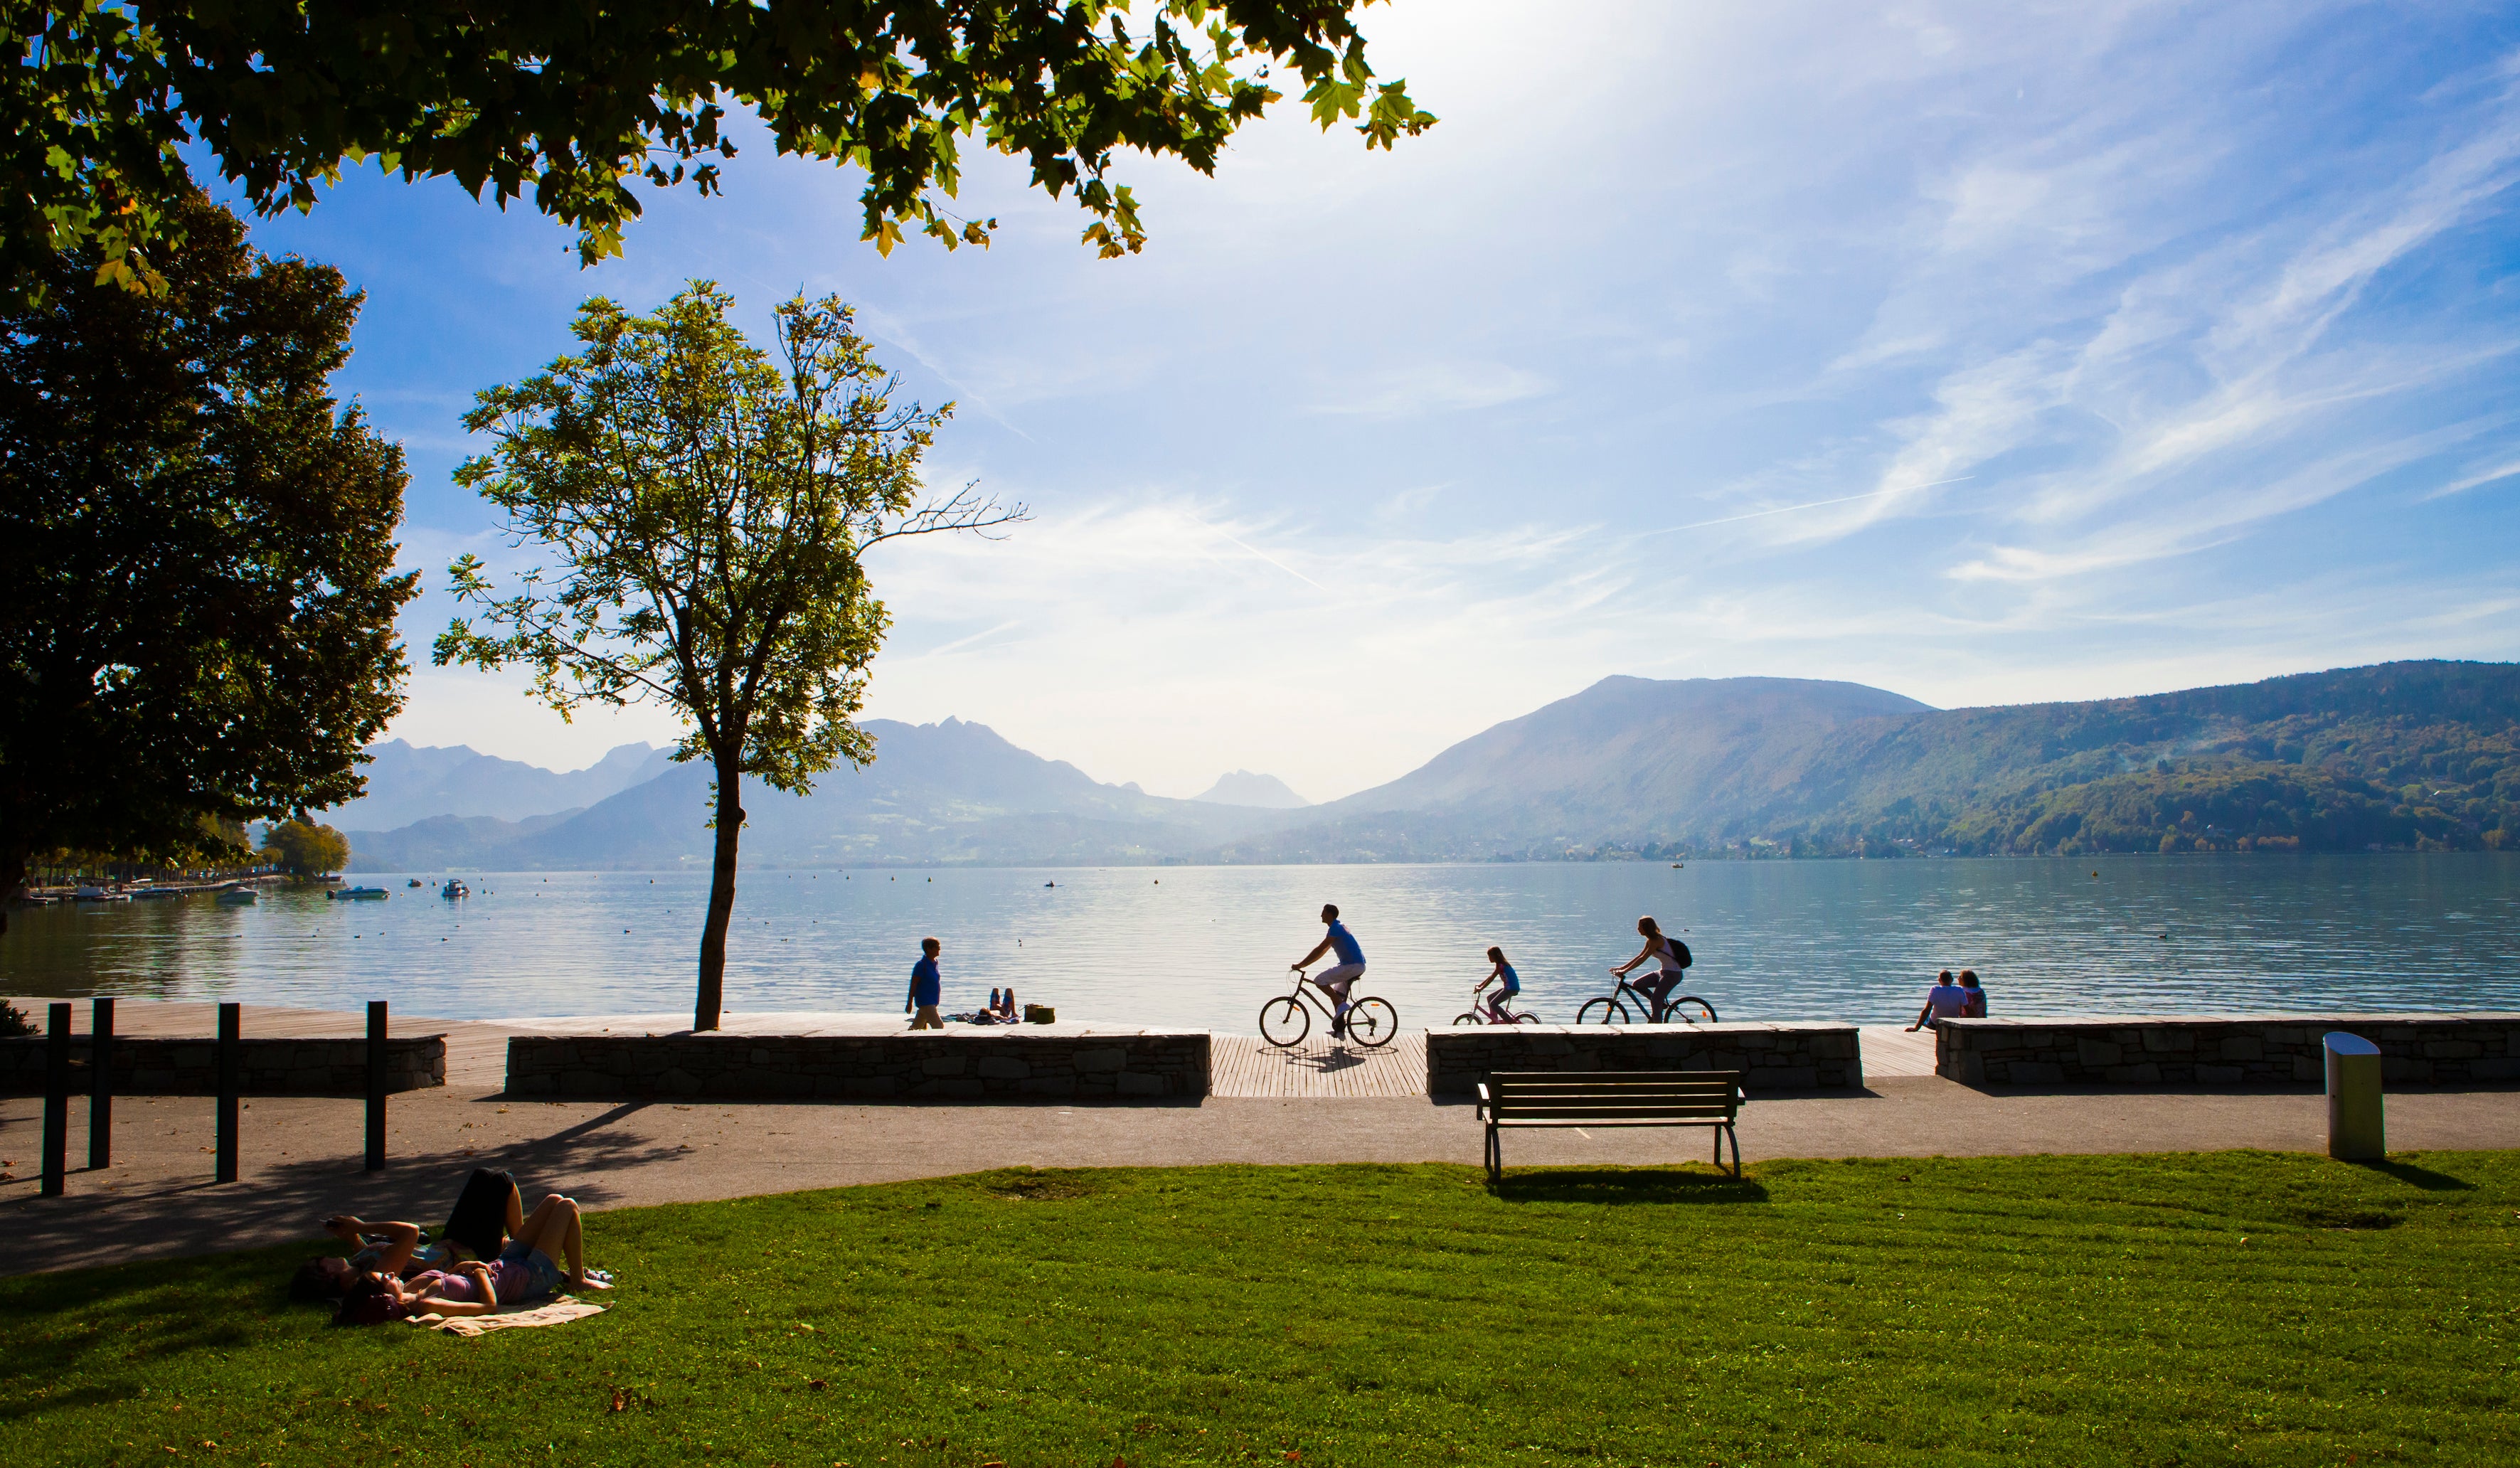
[1935,1014,2520,1087]
[1428,1023,1862,1096]
[505,1031,1210,1101]
[0,1036,446,1096]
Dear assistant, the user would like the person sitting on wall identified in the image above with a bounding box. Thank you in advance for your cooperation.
[1905,970,1970,1031]
[1958,968,1987,1018]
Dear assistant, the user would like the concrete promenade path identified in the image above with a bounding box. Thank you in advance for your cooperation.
[5,999,2517,1278]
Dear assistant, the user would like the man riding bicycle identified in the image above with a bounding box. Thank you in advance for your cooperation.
[1293,903,1367,1039]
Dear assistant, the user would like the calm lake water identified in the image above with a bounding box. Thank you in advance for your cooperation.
[6,855,2519,1031]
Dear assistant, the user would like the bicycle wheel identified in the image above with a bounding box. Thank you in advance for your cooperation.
[1344,997,1399,1048]
[1258,996,1310,1048]
[1452,1011,1486,1026]
[1660,996,1718,1025]
[1576,996,1632,1025]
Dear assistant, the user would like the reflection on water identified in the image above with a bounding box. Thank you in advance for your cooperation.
[5,854,2516,1031]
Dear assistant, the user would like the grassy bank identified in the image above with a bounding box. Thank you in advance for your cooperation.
[4,1151,2516,1466]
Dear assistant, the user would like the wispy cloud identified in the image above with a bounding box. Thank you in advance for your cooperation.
[1309,362,1551,419]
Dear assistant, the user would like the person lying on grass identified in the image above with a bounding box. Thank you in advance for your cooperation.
[290,1165,523,1302]
[292,1173,609,1307]
[484,1187,611,1297]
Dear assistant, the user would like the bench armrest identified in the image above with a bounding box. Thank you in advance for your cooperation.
[1476,1081,1492,1121]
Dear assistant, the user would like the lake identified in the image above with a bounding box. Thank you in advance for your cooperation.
[6,854,2518,1032]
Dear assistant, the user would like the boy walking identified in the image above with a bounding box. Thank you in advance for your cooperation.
[907,937,944,1030]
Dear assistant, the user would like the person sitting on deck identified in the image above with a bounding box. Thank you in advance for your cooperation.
[1959,968,1987,1017]
[1292,903,1367,1038]
[998,986,1018,1019]
[908,937,945,1031]
[1476,946,1522,1021]
[1905,970,1970,1031]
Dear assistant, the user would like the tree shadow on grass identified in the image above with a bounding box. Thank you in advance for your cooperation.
[1489,1167,1768,1206]
[2349,1158,2475,1192]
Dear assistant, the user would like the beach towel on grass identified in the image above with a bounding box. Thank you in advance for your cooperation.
[410,1297,606,1336]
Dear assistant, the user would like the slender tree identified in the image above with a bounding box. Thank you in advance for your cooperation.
[0,191,417,927]
[3,1,1434,302]
[438,284,1019,1031]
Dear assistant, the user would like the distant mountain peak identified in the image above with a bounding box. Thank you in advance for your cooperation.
[1193,770,1310,809]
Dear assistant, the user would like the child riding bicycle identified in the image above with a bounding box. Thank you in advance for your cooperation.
[1475,945,1523,1022]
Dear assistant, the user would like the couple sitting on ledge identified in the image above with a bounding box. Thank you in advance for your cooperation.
[294,1166,612,1326]
[1905,969,1988,1031]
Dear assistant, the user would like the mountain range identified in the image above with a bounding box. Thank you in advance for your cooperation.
[339,660,2520,870]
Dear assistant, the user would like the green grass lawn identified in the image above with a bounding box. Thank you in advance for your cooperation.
[4,1151,2517,1467]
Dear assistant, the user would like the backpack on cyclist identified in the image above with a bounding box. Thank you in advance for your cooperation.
[1665,938,1692,969]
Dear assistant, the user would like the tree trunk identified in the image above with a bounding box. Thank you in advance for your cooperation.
[693,757,745,1032]
[0,841,24,937]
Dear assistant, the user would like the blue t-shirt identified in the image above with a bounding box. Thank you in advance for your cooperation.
[1326,920,1363,966]
[1925,983,1968,1020]
[1496,963,1519,994]
[910,955,941,1006]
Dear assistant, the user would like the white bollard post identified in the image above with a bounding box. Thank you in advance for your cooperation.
[2324,1031,2384,1161]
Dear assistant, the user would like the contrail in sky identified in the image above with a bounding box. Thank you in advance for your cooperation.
[1649,476,1975,535]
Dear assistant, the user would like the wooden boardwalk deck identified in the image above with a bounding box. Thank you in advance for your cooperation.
[1858,1024,1939,1079]
[1208,1031,1428,1098]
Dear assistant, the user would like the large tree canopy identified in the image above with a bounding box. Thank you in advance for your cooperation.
[4,1,1436,300]
[0,191,418,922]
[439,283,1016,1029]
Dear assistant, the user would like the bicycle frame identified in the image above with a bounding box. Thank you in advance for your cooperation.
[1286,968,1349,1021]
[1589,972,1710,1024]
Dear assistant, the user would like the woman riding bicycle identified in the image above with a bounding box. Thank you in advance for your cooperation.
[1610,916,1690,1016]
[1475,946,1523,1022]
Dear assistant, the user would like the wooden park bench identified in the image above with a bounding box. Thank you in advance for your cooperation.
[1475,1070,1746,1181]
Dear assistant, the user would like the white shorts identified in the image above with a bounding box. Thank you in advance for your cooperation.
[1313,962,1366,995]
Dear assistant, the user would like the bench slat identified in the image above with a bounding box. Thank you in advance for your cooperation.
[1494,1102,1735,1117]
[1490,1116,1728,1129]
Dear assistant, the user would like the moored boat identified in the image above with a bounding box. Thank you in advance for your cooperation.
[214,888,257,906]
[328,886,389,901]
[73,885,130,902]
[440,879,470,900]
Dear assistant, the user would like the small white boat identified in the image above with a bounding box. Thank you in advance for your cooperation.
[215,888,257,906]
[440,880,470,900]
[406,878,423,888]
[328,886,390,901]
[73,885,130,902]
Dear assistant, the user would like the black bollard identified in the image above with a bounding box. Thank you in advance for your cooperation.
[215,1001,240,1184]
[42,1003,70,1197]
[89,996,114,1170]
[364,1000,388,1171]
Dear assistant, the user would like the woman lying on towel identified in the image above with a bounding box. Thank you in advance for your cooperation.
[297,1172,610,1321]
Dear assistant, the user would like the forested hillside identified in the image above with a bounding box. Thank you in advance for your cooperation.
[1217,661,2520,861]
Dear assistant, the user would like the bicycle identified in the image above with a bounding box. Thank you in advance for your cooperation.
[1575,970,1718,1026]
[1453,985,1543,1026]
[1260,968,1398,1049]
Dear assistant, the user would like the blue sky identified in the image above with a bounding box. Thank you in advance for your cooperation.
[234,1,2520,804]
